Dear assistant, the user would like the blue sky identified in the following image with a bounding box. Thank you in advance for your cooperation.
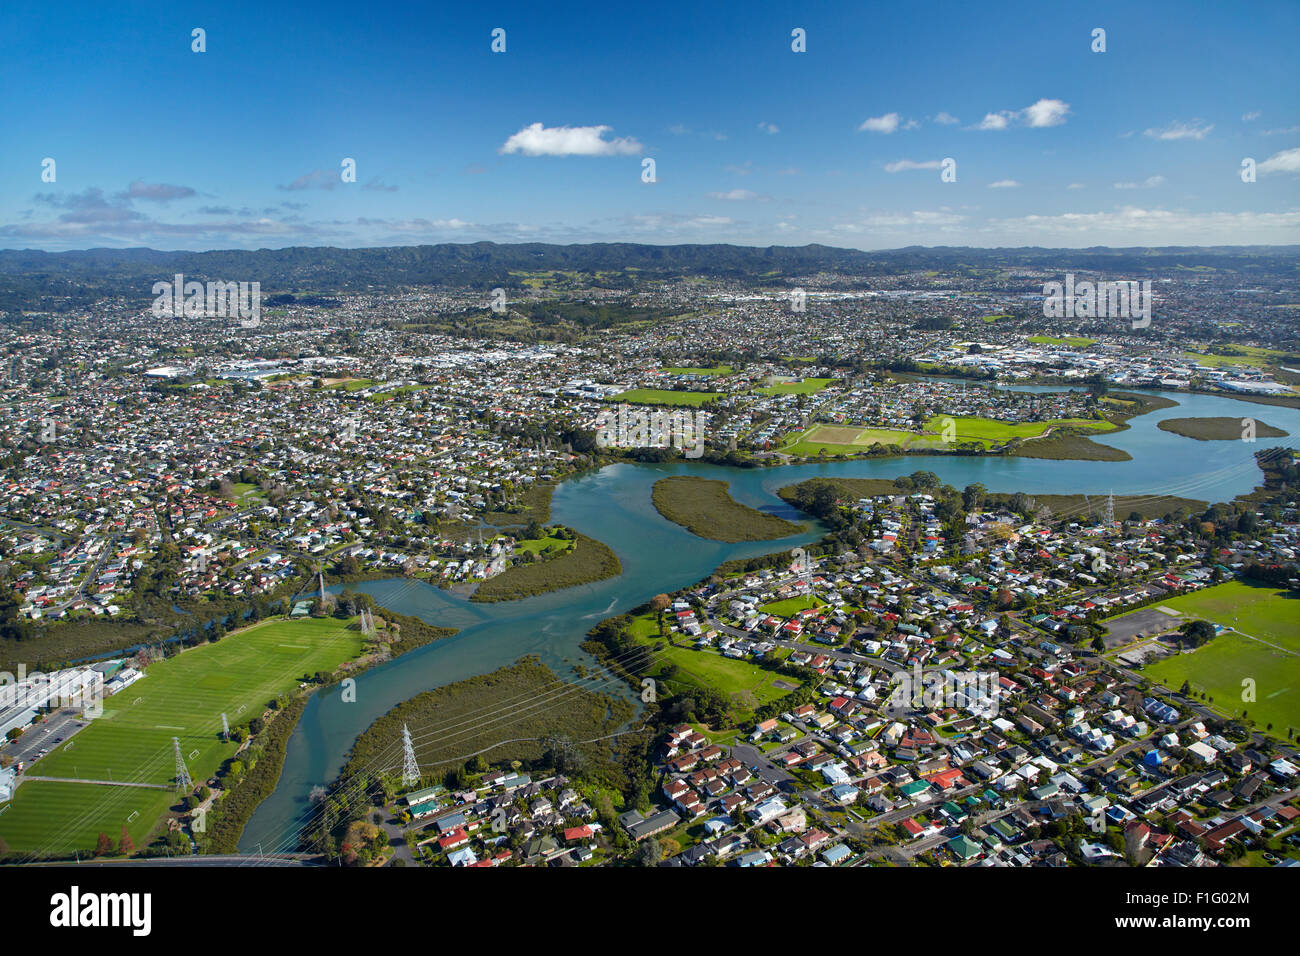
[2,0,1297,250]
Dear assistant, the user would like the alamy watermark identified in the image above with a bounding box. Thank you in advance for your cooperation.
[1042,274,1151,329]
[889,662,1001,716]
[595,403,706,458]
[152,274,261,327]
[0,664,104,719]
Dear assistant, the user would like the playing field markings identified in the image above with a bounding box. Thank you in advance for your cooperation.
[62,741,73,751]
[1155,606,1182,617]
[155,725,184,730]
[188,749,200,760]
[279,644,307,649]
[5,617,364,860]
[126,810,138,823]
[132,697,143,705]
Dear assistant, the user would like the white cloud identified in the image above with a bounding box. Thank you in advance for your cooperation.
[757,121,780,135]
[1022,98,1070,128]
[988,180,1019,188]
[974,99,1070,131]
[837,209,965,230]
[1067,183,1086,189]
[988,206,1300,245]
[883,159,943,173]
[1113,175,1166,189]
[1143,120,1213,141]
[1259,147,1300,174]
[859,112,901,134]
[499,123,643,156]
[1242,111,1261,121]
[707,189,761,201]
[933,112,959,125]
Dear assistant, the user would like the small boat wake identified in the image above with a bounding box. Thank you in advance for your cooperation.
[582,596,620,619]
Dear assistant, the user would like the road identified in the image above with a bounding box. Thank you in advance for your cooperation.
[1,709,92,767]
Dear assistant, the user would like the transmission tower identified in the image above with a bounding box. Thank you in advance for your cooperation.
[1104,492,1115,528]
[401,724,420,788]
[173,737,193,793]
[221,713,230,741]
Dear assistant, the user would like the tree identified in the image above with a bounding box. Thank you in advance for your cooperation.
[1178,619,1216,648]
[636,836,663,866]
[94,831,115,857]
[650,593,671,635]
[1091,636,1105,654]
[118,825,134,856]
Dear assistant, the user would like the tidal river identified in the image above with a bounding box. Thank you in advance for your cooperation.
[238,388,1298,854]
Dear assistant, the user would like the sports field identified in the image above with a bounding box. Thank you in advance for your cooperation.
[755,377,835,396]
[924,415,1116,447]
[610,388,721,407]
[1181,345,1297,370]
[1130,582,1300,737]
[0,616,363,858]
[779,423,929,456]
[779,415,1116,456]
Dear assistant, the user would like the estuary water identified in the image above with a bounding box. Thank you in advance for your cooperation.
[238,388,1298,854]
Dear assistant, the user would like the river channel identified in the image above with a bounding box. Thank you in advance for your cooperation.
[238,387,1298,854]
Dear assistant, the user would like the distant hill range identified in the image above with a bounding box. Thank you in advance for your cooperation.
[1,242,1298,311]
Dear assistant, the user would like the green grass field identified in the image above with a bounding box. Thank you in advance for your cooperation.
[925,414,1116,447]
[1142,581,1299,648]
[609,388,721,407]
[628,613,798,710]
[368,384,430,402]
[778,424,925,456]
[778,416,1116,456]
[1137,582,1300,737]
[1182,345,1298,370]
[1028,335,1097,347]
[514,529,575,556]
[0,616,364,858]
[755,377,835,396]
[760,595,824,617]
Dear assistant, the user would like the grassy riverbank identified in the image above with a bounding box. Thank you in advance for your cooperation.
[470,531,621,602]
[338,656,636,779]
[652,476,805,542]
[1157,417,1289,441]
[777,475,1207,522]
[1010,431,1131,461]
